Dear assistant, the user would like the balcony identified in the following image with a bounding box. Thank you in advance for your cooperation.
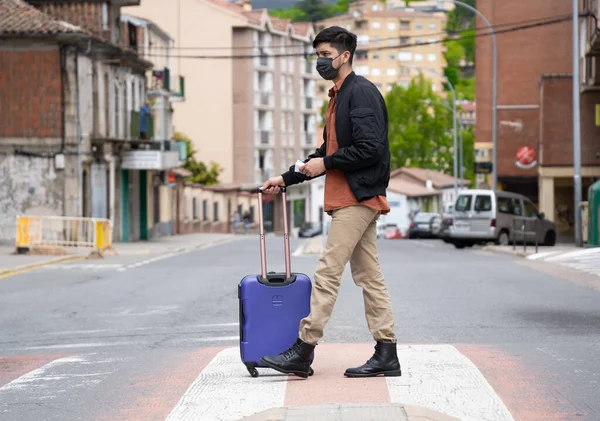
[147,68,186,99]
[121,141,187,170]
[256,130,273,146]
[304,131,315,146]
[255,91,273,108]
[258,54,269,67]
[305,61,313,75]
[304,97,313,110]
[130,110,154,140]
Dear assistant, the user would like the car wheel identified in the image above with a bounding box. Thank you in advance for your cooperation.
[453,241,465,249]
[497,230,510,246]
[544,231,556,246]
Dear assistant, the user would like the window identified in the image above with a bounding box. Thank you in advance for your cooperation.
[388,53,395,60]
[400,20,410,29]
[354,65,369,75]
[372,21,381,29]
[398,52,412,61]
[429,23,436,30]
[497,197,512,214]
[524,201,538,217]
[388,22,397,30]
[373,53,380,60]
[455,195,472,212]
[357,34,369,45]
[474,195,492,212]
[372,37,380,44]
[387,39,396,46]
[193,197,198,219]
[400,37,410,44]
[511,198,523,216]
[428,53,436,61]
[415,38,423,44]
[415,22,423,30]
[202,199,208,221]
[415,53,424,62]
[372,68,381,76]
[213,201,219,222]
[387,68,397,76]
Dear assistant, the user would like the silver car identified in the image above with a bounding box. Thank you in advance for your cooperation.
[449,189,557,249]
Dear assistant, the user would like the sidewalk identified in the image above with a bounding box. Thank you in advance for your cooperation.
[0,233,237,277]
[293,235,325,256]
[482,244,578,258]
[240,403,460,421]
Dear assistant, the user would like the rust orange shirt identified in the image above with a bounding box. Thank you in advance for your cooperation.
[324,76,390,215]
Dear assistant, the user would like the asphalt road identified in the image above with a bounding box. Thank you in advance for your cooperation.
[0,236,599,421]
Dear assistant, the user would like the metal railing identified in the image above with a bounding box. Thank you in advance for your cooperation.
[15,216,115,256]
[512,216,539,254]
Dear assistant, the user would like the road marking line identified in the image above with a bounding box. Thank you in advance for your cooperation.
[0,255,84,279]
[386,345,515,421]
[11,341,140,351]
[171,336,239,344]
[45,329,109,335]
[163,347,287,421]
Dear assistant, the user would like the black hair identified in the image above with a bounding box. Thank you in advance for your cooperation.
[312,26,358,64]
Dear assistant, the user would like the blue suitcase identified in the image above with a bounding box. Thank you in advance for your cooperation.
[238,187,313,378]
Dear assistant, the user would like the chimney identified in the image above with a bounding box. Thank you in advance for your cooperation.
[236,0,252,11]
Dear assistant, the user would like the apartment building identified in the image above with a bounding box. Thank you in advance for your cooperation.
[386,0,455,12]
[314,0,447,110]
[475,0,600,240]
[125,0,319,233]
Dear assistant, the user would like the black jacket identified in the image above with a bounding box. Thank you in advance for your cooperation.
[281,72,390,202]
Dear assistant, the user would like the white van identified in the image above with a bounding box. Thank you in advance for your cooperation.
[449,189,558,249]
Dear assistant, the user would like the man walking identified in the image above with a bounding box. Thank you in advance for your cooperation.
[260,26,401,379]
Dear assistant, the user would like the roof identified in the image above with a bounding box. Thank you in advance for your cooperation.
[387,178,440,197]
[320,8,441,24]
[121,14,172,42]
[0,0,89,35]
[390,167,470,189]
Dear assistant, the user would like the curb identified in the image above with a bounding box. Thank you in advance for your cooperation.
[481,246,531,258]
[0,255,84,279]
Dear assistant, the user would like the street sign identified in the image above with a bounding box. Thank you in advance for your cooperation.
[474,162,493,174]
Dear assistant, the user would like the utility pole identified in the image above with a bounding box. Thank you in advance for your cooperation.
[573,0,583,247]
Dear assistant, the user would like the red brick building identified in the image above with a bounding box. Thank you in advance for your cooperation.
[475,0,600,238]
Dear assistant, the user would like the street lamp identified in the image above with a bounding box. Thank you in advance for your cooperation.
[572,0,583,247]
[437,0,497,190]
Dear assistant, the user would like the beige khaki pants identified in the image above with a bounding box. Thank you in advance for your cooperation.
[299,205,396,345]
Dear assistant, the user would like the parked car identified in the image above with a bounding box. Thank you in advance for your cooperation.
[408,212,440,239]
[298,222,322,238]
[438,204,454,243]
[376,221,387,239]
[448,189,557,249]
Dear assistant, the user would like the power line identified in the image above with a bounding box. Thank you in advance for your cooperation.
[137,14,577,60]
[140,13,573,51]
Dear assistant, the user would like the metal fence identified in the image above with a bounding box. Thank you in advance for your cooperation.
[15,215,114,256]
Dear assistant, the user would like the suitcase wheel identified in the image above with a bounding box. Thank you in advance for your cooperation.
[309,367,314,376]
[249,367,259,377]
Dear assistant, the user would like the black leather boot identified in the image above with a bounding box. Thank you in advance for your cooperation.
[344,341,402,378]
[260,338,315,378]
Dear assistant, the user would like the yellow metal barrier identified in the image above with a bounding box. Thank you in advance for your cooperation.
[15,215,116,256]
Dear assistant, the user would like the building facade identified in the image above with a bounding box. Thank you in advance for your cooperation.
[0,0,185,244]
[475,0,600,240]
[124,0,320,234]
[314,0,448,110]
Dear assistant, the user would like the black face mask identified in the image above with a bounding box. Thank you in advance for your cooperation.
[316,54,343,80]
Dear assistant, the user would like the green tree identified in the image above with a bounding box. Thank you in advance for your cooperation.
[269,7,307,22]
[385,75,455,173]
[458,123,475,185]
[174,131,222,185]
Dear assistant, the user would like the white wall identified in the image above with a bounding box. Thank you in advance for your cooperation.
[382,190,411,234]
[308,177,325,224]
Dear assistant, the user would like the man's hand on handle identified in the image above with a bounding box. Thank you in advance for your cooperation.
[261,176,285,194]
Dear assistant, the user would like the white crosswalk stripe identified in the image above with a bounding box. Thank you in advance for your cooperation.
[527,248,600,276]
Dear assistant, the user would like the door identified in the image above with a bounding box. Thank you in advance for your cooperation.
[91,163,107,218]
[139,170,148,240]
[471,193,494,235]
[453,193,473,233]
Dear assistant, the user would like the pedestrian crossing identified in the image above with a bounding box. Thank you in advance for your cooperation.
[527,248,600,277]
[0,343,561,421]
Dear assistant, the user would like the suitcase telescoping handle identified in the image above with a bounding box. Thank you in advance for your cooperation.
[256,186,292,280]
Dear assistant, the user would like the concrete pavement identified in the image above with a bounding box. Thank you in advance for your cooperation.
[0,237,599,420]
